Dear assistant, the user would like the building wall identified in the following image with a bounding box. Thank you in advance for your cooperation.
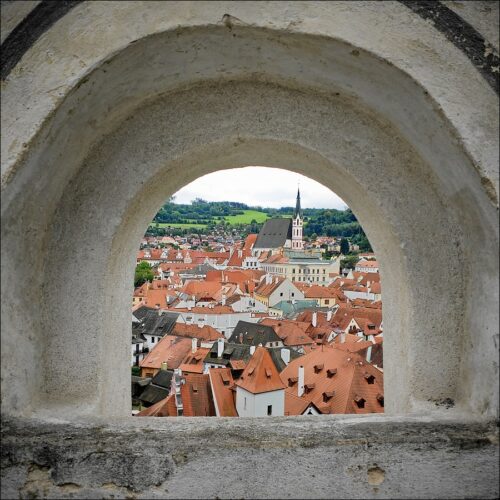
[236,386,285,417]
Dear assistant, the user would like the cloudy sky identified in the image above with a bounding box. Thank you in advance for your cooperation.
[173,167,347,210]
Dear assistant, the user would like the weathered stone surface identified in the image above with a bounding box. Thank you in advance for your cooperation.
[1,415,498,499]
[0,3,498,499]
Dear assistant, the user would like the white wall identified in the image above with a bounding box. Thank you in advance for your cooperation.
[236,386,285,417]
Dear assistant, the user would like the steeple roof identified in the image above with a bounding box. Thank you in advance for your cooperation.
[235,347,286,394]
[294,188,302,218]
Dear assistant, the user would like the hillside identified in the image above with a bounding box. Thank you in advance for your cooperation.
[148,199,371,250]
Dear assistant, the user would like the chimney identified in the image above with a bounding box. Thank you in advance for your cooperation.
[161,361,168,371]
[281,348,290,365]
[238,250,242,258]
[327,310,332,321]
[341,332,346,344]
[192,337,198,353]
[298,365,305,397]
[222,294,226,306]
[312,312,317,327]
[217,338,224,358]
[366,345,372,363]
[250,345,256,355]
[266,274,272,284]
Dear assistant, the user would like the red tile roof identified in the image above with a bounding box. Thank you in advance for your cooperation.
[235,347,286,394]
[135,394,177,417]
[178,347,211,374]
[208,368,238,417]
[280,346,384,414]
[260,318,314,347]
[180,373,216,417]
[172,323,224,341]
[140,335,192,371]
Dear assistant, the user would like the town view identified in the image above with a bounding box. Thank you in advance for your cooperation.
[132,168,383,417]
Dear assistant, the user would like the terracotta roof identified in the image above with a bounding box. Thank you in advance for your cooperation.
[208,368,238,417]
[135,393,177,417]
[284,391,311,416]
[254,276,286,297]
[235,347,286,394]
[172,305,235,315]
[280,346,384,414]
[259,318,314,347]
[180,373,216,417]
[179,347,211,374]
[172,323,224,341]
[139,335,192,370]
[304,285,339,299]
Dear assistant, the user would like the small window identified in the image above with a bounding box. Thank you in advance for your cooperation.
[267,405,272,416]
[291,293,295,297]
[280,292,283,297]
[325,299,329,304]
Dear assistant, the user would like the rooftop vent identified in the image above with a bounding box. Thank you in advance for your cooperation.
[376,394,384,407]
[288,376,298,386]
[326,368,337,378]
[364,373,375,384]
[265,368,272,378]
[304,383,315,394]
[314,363,324,373]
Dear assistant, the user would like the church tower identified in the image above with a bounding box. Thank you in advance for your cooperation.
[292,188,304,251]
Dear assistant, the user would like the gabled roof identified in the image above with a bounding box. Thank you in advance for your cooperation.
[180,373,216,417]
[260,318,314,348]
[235,347,286,394]
[254,276,287,297]
[136,393,177,417]
[254,218,292,249]
[204,342,253,368]
[172,323,224,341]
[228,321,282,346]
[267,347,303,373]
[140,335,193,371]
[132,309,179,338]
[179,347,211,374]
[208,368,238,417]
[280,346,384,414]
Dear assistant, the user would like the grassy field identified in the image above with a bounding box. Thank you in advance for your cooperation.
[223,210,269,224]
[149,210,269,230]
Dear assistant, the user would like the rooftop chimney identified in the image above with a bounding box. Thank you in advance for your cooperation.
[250,345,256,355]
[341,332,346,344]
[312,312,317,327]
[327,310,332,321]
[266,274,272,284]
[217,338,224,358]
[222,294,226,306]
[161,361,168,371]
[192,338,197,353]
[298,365,305,397]
[280,348,290,365]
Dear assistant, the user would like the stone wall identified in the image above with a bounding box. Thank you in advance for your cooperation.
[1,1,498,498]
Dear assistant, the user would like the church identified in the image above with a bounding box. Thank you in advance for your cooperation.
[252,189,304,257]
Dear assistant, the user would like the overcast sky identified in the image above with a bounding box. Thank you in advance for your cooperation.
[172,167,347,210]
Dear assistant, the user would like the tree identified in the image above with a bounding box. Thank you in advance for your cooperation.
[134,261,154,287]
[340,237,350,255]
[340,254,359,270]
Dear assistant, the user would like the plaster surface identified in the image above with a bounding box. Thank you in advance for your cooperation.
[1,414,498,499]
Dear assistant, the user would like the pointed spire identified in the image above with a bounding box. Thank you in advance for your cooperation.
[294,187,302,218]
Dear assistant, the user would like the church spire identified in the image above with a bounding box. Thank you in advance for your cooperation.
[294,188,302,219]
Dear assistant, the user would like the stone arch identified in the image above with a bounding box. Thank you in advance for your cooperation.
[1,5,498,422]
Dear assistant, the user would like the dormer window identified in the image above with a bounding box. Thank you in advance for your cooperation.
[304,383,315,394]
[354,396,366,408]
[364,373,375,384]
[314,363,324,373]
[288,377,298,386]
[376,394,384,407]
[323,391,335,402]
[326,368,337,378]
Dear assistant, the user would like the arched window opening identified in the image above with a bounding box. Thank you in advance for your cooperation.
[131,167,384,417]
